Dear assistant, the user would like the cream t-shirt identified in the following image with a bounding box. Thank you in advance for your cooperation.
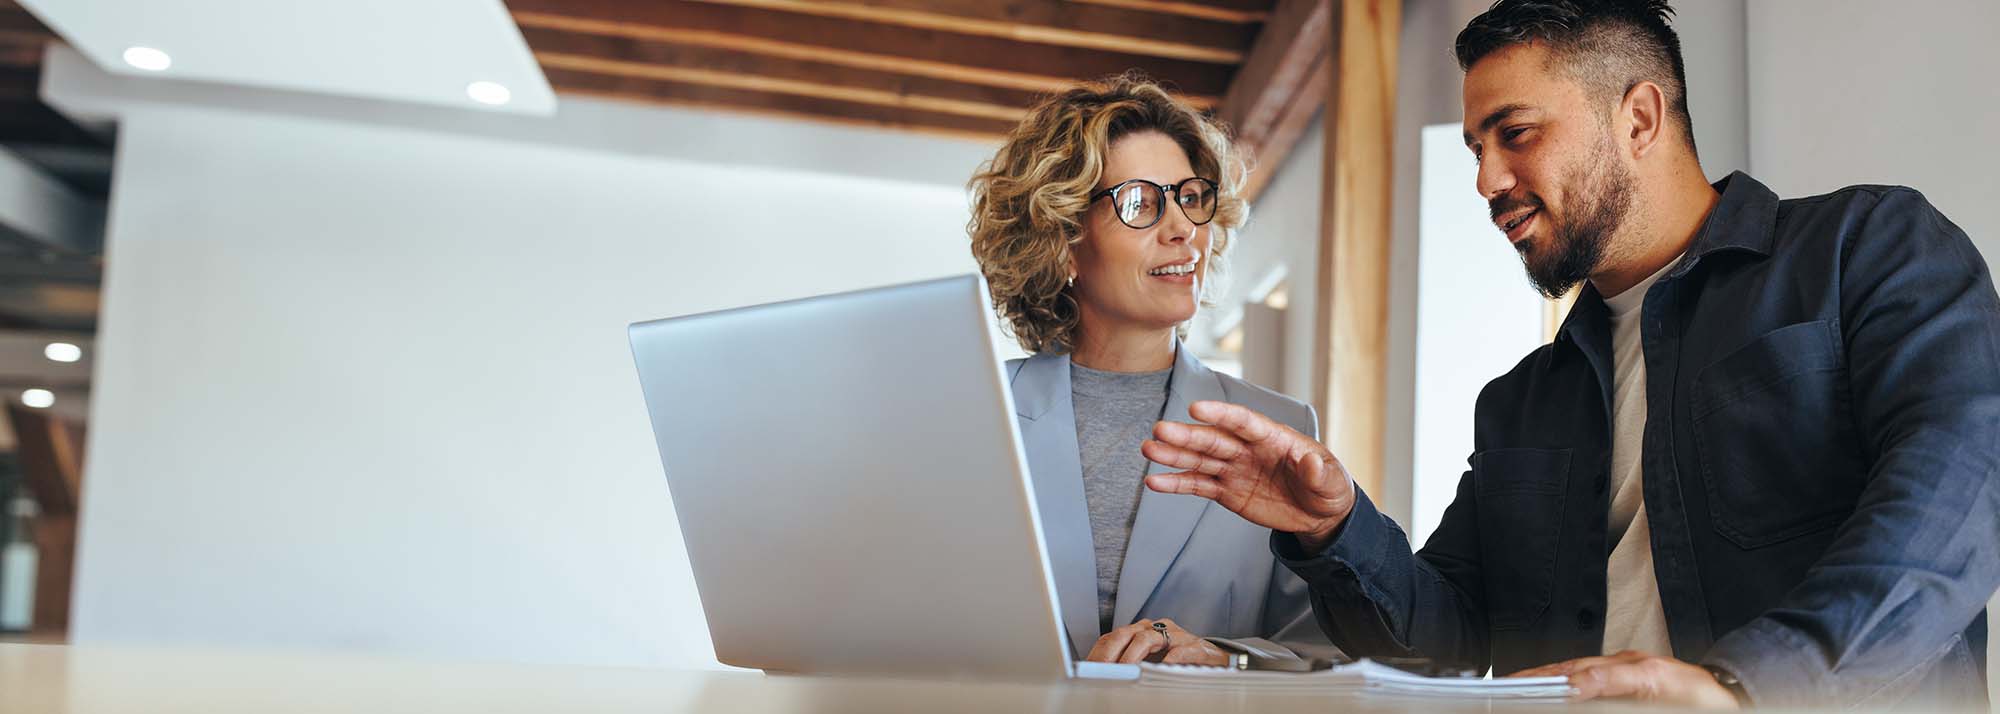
[1596,255,1681,657]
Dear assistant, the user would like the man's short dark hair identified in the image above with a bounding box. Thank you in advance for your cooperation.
[1455,0,1696,153]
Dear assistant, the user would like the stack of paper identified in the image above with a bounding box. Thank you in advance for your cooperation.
[1138,659,1575,700]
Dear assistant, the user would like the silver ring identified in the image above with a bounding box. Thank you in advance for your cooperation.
[1152,622,1171,654]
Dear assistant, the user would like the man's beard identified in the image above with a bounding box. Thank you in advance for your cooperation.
[1501,141,1635,299]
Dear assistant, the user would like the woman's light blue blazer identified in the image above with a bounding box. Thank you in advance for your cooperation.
[1006,344,1332,659]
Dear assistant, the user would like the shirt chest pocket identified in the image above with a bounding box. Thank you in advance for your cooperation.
[1472,448,1571,631]
[1691,319,1865,549]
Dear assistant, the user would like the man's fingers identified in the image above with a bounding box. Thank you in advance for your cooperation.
[1140,438,1234,477]
[1569,663,1657,701]
[1140,438,1200,471]
[1298,451,1328,491]
[1150,421,1250,462]
[1187,400,1282,444]
[1517,654,1732,707]
[1574,656,1738,709]
[1508,664,1563,678]
[1510,655,1608,678]
[1144,472,1223,500]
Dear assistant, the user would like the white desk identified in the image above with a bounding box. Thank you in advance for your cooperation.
[0,643,1703,713]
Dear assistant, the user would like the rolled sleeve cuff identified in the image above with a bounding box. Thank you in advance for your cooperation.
[1705,618,1973,709]
[1701,619,1830,708]
[1269,488,1396,594]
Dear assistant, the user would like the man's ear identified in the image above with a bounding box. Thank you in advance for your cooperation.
[1620,81,1669,159]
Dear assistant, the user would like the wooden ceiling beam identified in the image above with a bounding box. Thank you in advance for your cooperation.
[541,52,1027,122]
[0,1,52,39]
[1218,0,1334,202]
[1069,0,1274,24]
[522,27,1043,123]
[680,0,1254,64]
[519,11,1071,98]
[509,0,1232,104]
[544,67,1014,143]
[1237,56,1329,203]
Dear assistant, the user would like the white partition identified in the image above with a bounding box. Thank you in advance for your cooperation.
[71,102,991,670]
[1409,124,1546,548]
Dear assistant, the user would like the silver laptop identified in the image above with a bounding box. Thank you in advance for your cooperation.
[628,274,1132,681]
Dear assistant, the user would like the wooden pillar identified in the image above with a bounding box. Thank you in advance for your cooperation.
[1312,0,1400,498]
[29,513,75,635]
[1542,288,1580,342]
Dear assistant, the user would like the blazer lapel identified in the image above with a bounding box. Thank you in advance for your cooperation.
[1111,343,1218,627]
[1012,351,1103,658]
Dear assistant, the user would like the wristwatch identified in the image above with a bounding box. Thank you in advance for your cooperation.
[1702,664,1753,707]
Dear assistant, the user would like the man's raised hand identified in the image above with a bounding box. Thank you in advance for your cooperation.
[1141,400,1357,552]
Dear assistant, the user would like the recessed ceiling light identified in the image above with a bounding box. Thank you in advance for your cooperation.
[45,342,82,363]
[21,389,54,409]
[123,46,172,71]
[466,81,511,106]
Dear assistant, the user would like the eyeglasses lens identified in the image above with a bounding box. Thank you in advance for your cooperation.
[1179,180,1217,225]
[1114,183,1162,228]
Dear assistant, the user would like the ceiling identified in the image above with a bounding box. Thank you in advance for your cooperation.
[509,0,1274,142]
[13,0,555,114]
[4,0,1333,191]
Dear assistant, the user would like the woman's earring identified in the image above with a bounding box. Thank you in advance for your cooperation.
[1067,274,1076,288]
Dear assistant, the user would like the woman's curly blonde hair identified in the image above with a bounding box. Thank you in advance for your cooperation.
[968,74,1248,355]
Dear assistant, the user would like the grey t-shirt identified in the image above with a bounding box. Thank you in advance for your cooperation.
[1069,361,1173,635]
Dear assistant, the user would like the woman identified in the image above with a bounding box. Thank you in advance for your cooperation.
[968,76,1329,666]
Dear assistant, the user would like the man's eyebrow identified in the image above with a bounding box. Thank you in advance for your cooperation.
[1463,103,1535,146]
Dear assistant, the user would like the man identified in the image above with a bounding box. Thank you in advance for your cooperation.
[1141,0,1999,708]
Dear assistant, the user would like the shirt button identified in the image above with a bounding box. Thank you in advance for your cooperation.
[1577,609,1597,631]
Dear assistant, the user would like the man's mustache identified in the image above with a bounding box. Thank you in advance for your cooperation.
[1489,194,1544,222]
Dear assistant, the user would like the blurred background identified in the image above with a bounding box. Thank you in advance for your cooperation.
[0,0,1991,695]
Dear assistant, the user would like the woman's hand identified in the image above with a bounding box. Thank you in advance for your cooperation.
[1084,618,1231,665]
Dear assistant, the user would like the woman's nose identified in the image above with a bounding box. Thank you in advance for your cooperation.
[1159,204,1194,243]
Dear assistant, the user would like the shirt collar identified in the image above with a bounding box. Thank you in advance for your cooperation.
[1673,170,1780,273]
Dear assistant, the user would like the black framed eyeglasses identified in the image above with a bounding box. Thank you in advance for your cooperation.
[1089,177,1219,230]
